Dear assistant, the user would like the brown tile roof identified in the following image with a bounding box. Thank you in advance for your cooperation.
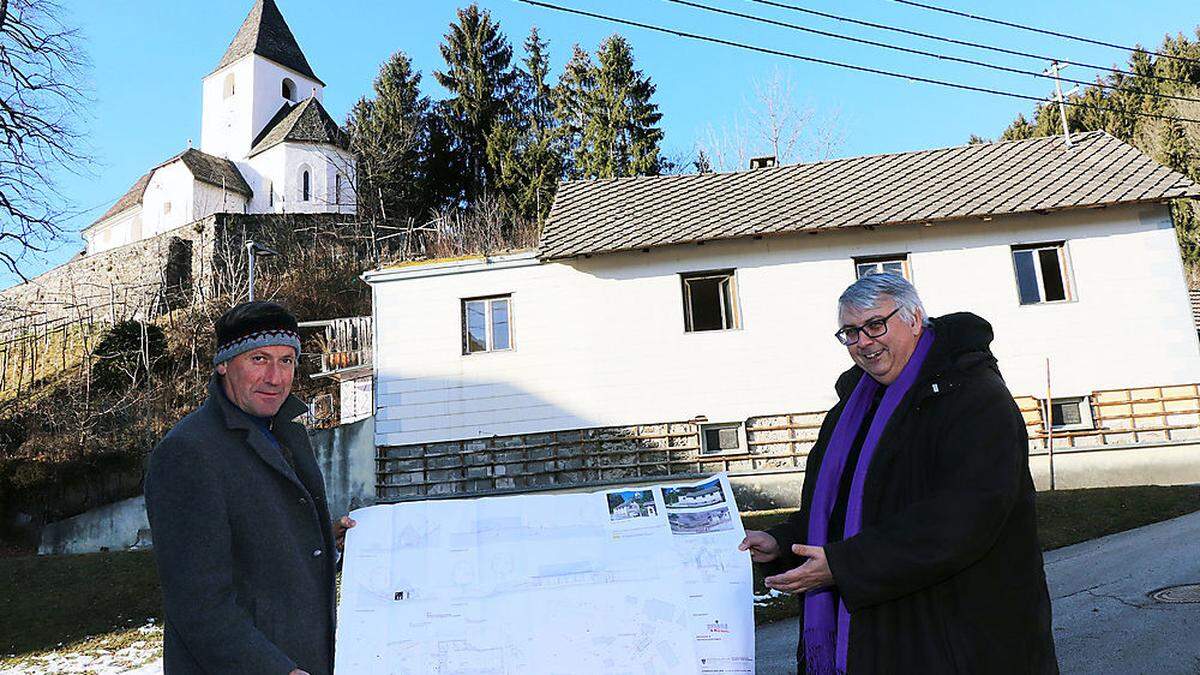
[89,149,251,228]
[213,0,323,85]
[91,172,152,226]
[539,131,1200,259]
[248,97,347,157]
[177,148,253,196]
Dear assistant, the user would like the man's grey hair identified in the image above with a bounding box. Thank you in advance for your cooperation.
[838,273,928,326]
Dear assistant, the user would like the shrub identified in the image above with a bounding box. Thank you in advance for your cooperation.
[90,321,169,393]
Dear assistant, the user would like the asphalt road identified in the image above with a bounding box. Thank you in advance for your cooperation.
[754,509,1200,674]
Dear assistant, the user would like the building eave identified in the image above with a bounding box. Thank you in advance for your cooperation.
[363,250,541,284]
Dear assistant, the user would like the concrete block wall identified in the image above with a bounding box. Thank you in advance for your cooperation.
[374,413,822,503]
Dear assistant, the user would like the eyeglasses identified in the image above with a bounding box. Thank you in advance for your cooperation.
[835,307,901,346]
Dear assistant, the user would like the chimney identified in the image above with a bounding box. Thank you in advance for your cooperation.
[749,156,777,170]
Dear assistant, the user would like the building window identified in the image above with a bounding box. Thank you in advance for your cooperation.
[223,73,235,99]
[334,174,341,205]
[163,201,172,215]
[282,78,296,101]
[1048,396,1092,431]
[700,423,743,455]
[462,295,512,354]
[681,270,740,332]
[855,254,909,280]
[266,180,273,207]
[302,170,311,202]
[1012,243,1070,305]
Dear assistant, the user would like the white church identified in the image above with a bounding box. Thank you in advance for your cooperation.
[82,0,355,256]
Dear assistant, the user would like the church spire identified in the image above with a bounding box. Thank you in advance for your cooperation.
[213,0,323,85]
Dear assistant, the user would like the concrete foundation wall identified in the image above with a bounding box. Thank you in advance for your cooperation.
[37,495,150,556]
[38,415,378,555]
[1029,442,1200,491]
[310,415,377,518]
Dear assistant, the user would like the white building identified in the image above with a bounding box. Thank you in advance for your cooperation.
[82,0,354,256]
[365,132,1200,469]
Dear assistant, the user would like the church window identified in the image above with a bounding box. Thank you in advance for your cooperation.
[267,180,274,207]
[163,201,172,215]
[335,175,341,205]
[302,170,311,202]
[282,78,296,101]
[223,73,235,99]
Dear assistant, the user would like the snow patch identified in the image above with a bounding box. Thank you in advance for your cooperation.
[0,623,162,675]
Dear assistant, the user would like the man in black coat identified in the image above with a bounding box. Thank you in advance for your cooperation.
[741,274,1057,674]
[145,302,355,674]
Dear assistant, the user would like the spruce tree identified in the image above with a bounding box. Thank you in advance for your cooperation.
[555,45,596,180]
[577,35,664,179]
[434,4,518,202]
[346,52,431,225]
[488,27,564,225]
[981,27,1200,279]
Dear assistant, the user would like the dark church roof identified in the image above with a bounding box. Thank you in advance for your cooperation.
[213,0,323,85]
[89,149,252,228]
[248,96,348,157]
[177,148,253,196]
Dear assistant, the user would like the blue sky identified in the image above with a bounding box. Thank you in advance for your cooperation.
[24,0,1195,284]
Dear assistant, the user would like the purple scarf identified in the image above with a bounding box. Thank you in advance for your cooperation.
[803,328,935,674]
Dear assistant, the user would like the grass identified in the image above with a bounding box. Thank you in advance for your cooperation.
[742,484,1200,624]
[1,484,1196,660]
[0,549,162,657]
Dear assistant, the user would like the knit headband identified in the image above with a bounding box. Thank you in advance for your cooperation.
[212,301,302,366]
[213,328,301,366]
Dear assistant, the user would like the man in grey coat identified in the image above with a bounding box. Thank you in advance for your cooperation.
[145,302,355,675]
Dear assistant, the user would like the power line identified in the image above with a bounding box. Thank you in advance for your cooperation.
[894,0,1200,67]
[666,0,1200,105]
[513,0,1200,126]
[747,0,1200,90]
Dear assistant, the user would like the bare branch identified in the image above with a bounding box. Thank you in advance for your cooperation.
[0,0,91,277]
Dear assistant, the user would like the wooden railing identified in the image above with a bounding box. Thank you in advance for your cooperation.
[302,316,372,376]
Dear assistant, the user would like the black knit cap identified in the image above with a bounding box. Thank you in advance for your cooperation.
[213,301,301,366]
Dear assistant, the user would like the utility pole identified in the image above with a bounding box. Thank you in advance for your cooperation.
[1044,61,1080,149]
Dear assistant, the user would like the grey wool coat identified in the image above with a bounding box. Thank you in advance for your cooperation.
[145,375,338,675]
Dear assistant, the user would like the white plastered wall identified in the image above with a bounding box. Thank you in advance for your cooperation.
[201,55,322,162]
[279,143,355,214]
[200,57,257,160]
[368,203,1200,448]
[241,146,286,213]
[140,162,198,238]
[84,208,144,256]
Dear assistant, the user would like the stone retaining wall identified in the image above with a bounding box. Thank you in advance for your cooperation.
[0,212,360,337]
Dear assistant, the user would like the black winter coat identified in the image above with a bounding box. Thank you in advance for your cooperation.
[145,375,338,674]
[767,313,1058,674]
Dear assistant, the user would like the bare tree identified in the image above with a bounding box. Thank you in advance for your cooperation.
[0,0,90,277]
[697,69,844,172]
